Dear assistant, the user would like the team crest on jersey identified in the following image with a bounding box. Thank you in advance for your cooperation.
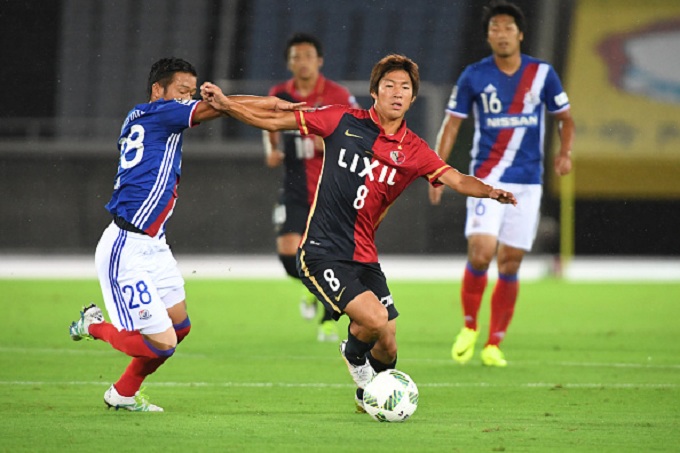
[524,91,541,105]
[138,309,152,320]
[390,150,405,165]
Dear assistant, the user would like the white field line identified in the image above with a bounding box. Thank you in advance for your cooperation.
[1,254,680,281]
[1,347,679,369]
[0,380,677,389]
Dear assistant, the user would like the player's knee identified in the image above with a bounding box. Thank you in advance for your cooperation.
[144,328,178,353]
[278,254,300,279]
[362,309,389,338]
[468,252,493,270]
[174,316,192,344]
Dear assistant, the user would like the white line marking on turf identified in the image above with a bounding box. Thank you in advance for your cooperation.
[1,381,677,389]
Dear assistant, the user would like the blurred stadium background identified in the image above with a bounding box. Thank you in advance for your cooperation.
[1,0,679,275]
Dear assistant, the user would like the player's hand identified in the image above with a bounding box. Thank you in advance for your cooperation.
[266,150,284,168]
[554,151,572,176]
[428,185,445,205]
[200,82,222,101]
[200,82,229,111]
[490,189,517,206]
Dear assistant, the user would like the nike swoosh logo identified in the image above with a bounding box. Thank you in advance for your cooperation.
[334,287,347,302]
[455,348,470,357]
[345,129,362,139]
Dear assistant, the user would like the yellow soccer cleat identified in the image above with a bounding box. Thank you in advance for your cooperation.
[481,345,508,367]
[317,320,339,342]
[451,327,479,364]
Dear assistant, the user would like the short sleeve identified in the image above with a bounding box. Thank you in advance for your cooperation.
[543,66,570,113]
[415,139,452,186]
[445,67,474,118]
[154,99,200,131]
[295,105,348,137]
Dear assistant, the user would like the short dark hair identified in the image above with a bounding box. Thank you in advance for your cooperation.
[369,54,420,98]
[284,32,323,59]
[482,0,526,36]
[147,57,197,98]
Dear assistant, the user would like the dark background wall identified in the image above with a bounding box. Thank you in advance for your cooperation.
[1,0,678,256]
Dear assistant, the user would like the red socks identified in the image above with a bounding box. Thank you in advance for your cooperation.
[113,318,192,397]
[460,263,488,330]
[89,322,165,359]
[487,273,519,346]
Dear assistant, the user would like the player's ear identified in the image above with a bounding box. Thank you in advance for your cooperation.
[150,82,163,101]
[318,56,324,69]
[410,95,417,105]
[370,91,378,103]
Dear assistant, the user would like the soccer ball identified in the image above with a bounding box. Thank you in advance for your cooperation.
[362,369,419,422]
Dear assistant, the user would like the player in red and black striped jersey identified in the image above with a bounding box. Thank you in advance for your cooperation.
[201,54,516,412]
[264,33,359,341]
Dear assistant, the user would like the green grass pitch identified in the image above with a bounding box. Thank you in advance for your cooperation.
[1,278,679,452]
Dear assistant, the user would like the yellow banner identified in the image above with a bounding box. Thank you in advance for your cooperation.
[556,0,680,198]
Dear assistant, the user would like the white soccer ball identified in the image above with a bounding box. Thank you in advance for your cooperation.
[362,369,419,422]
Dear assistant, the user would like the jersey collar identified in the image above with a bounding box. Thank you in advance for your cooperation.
[368,106,409,143]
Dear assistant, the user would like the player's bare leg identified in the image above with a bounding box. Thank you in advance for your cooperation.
[340,292,395,412]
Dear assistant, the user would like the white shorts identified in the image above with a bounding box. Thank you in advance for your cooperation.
[94,222,185,334]
[464,183,542,251]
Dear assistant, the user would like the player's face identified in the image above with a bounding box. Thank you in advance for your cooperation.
[152,72,198,102]
[287,43,323,81]
[487,14,523,58]
[371,69,416,122]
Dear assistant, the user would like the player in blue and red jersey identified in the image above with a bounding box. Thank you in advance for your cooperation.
[200,54,516,412]
[265,33,359,341]
[429,0,575,367]
[68,57,301,411]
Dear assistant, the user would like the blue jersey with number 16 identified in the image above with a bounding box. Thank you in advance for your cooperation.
[446,54,570,185]
[105,98,199,238]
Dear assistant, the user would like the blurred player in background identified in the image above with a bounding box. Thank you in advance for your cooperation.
[200,54,516,412]
[429,0,575,366]
[68,57,301,411]
[265,33,359,342]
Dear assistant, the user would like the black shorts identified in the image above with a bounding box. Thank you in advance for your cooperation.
[296,249,399,322]
[273,201,309,236]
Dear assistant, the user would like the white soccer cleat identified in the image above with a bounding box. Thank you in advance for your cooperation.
[104,385,164,412]
[299,293,318,321]
[339,340,376,389]
[69,303,104,341]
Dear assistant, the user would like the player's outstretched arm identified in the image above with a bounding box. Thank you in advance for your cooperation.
[438,167,517,205]
[200,82,301,132]
[429,114,464,205]
[553,109,575,176]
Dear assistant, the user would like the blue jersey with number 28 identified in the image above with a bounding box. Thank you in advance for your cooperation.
[105,98,199,238]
